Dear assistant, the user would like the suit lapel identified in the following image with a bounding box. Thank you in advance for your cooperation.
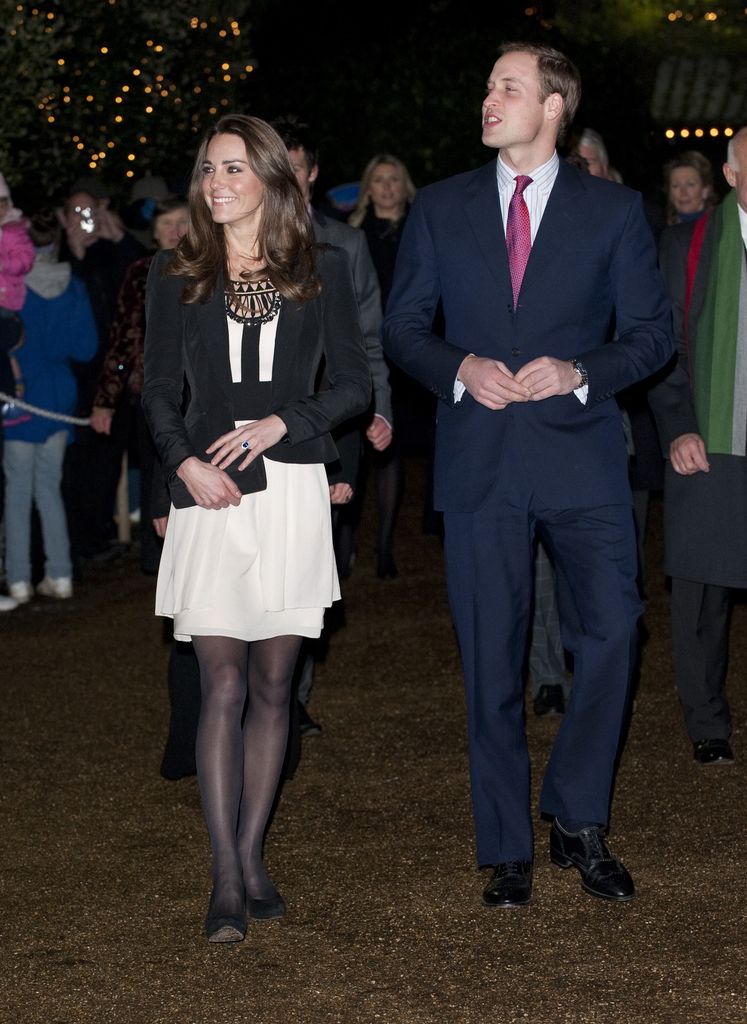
[464,161,512,295]
[521,160,585,295]
[194,274,233,405]
[271,294,305,392]
[464,158,587,302]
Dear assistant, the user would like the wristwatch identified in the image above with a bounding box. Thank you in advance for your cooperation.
[571,358,588,388]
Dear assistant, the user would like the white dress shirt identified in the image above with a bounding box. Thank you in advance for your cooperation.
[455,150,587,403]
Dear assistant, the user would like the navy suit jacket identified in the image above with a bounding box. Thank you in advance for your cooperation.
[383,157,674,513]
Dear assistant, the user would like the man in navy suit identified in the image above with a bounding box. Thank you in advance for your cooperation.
[383,42,673,907]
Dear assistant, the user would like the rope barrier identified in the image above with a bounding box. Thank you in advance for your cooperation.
[0,393,130,542]
[0,392,91,426]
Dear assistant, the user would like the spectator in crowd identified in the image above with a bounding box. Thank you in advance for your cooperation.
[649,128,747,766]
[0,170,34,340]
[574,132,665,582]
[662,150,717,225]
[0,171,35,452]
[58,179,146,568]
[347,154,424,578]
[90,197,189,574]
[574,128,623,183]
[3,207,97,602]
[0,174,35,610]
[272,114,393,742]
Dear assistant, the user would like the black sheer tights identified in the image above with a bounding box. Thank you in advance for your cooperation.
[192,633,302,917]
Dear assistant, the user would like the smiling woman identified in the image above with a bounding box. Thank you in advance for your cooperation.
[201,135,265,227]
[141,113,371,945]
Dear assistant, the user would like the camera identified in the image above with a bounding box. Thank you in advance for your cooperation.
[75,205,96,233]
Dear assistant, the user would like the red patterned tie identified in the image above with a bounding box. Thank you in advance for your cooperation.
[506,175,533,307]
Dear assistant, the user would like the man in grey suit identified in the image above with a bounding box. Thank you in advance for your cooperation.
[271,116,393,459]
[650,127,747,766]
[271,116,394,741]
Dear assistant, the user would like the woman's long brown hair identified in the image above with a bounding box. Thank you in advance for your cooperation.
[168,113,320,304]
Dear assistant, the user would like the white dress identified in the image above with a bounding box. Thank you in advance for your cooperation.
[155,307,340,642]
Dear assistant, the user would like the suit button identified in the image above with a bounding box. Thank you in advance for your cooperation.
[511,347,520,357]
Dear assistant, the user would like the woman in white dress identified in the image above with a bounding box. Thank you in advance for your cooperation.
[142,114,370,943]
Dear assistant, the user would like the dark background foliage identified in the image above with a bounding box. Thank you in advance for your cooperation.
[2,0,745,214]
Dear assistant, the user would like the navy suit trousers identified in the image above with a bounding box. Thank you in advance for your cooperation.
[443,454,642,867]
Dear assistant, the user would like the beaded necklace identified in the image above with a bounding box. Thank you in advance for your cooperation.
[225,276,282,324]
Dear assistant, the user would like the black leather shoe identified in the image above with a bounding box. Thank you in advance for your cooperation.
[693,738,734,765]
[482,861,533,907]
[246,889,286,921]
[533,684,565,717]
[550,820,634,902]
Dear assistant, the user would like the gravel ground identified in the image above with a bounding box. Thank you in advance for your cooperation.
[1,458,745,1024]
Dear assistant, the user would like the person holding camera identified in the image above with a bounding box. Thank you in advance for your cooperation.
[57,180,146,569]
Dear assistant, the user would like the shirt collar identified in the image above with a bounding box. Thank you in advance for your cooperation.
[496,151,559,193]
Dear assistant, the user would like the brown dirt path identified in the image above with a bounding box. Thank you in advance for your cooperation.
[1,457,745,1023]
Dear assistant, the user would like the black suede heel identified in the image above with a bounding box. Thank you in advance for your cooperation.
[205,891,247,943]
[246,891,286,920]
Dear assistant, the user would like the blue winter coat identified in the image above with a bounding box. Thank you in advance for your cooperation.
[5,261,97,444]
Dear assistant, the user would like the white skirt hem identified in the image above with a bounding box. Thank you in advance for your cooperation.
[155,458,339,642]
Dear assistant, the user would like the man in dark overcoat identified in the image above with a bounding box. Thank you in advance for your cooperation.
[650,126,747,766]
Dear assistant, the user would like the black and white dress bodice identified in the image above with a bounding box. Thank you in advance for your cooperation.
[225,277,282,421]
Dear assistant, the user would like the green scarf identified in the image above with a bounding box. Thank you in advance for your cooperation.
[693,190,745,454]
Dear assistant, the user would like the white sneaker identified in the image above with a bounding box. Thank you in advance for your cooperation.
[0,594,18,611]
[36,576,73,599]
[9,581,33,603]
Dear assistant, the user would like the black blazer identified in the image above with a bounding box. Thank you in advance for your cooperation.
[142,246,371,508]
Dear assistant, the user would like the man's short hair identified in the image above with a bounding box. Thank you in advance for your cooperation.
[269,115,318,171]
[500,41,581,140]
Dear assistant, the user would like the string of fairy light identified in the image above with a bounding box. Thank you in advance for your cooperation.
[664,125,736,140]
[8,1,747,180]
[665,5,745,21]
[660,6,747,140]
[10,2,254,180]
[521,2,747,143]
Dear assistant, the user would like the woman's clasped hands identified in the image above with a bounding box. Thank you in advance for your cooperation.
[176,414,288,510]
[207,414,288,470]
